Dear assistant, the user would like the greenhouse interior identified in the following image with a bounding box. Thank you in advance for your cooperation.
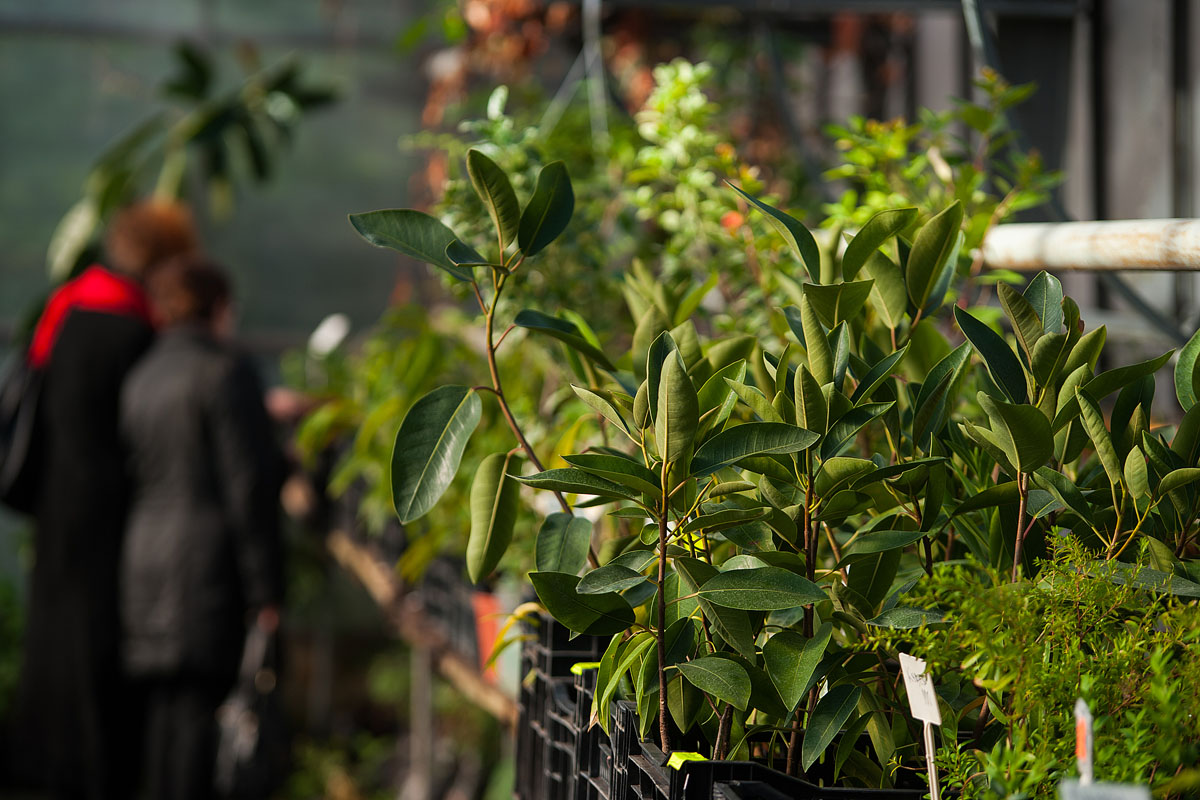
[1,1,1199,799]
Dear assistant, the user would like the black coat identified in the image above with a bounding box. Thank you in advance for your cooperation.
[8,303,153,798]
[119,326,283,679]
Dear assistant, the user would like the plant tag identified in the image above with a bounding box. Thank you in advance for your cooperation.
[1074,698,1093,784]
[899,653,941,724]
[1059,780,1150,800]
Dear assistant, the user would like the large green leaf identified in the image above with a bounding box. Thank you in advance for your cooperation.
[680,508,769,535]
[906,202,963,310]
[862,250,908,329]
[517,160,574,256]
[572,386,633,439]
[977,394,1054,473]
[514,310,616,371]
[814,457,876,496]
[697,361,746,436]
[466,452,520,582]
[675,558,757,658]
[692,422,818,476]
[728,182,820,276]
[1158,467,1200,496]
[1175,328,1200,411]
[517,468,642,502]
[849,344,909,405]
[677,656,752,711]
[912,342,971,447]
[997,282,1044,361]
[841,207,918,280]
[1076,388,1125,488]
[763,623,831,711]
[391,386,482,523]
[529,571,635,636]
[698,567,824,610]
[349,209,478,282]
[535,513,592,574]
[954,305,1027,403]
[595,632,655,727]
[657,352,699,464]
[466,148,520,248]
[1031,467,1094,526]
[1024,271,1064,334]
[866,607,945,628]
[846,529,928,555]
[564,453,660,496]
[803,280,875,329]
[794,364,828,435]
[821,402,894,460]
[725,379,784,424]
[801,296,832,385]
[577,564,648,595]
[802,685,863,770]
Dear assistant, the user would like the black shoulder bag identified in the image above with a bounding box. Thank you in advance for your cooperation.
[214,624,291,799]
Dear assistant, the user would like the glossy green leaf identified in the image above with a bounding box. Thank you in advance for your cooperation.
[763,624,831,711]
[728,182,820,276]
[821,402,894,460]
[1175,328,1200,411]
[577,564,648,595]
[1031,467,1094,526]
[535,513,593,574]
[814,457,876,496]
[572,386,633,439]
[803,280,875,329]
[1031,332,1070,388]
[847,529,927,555]
[680,508,769,534]
[978,394,1054,473]
[675,558,757,659]
[997,282,1044,360]
[954,305,1027,403]
[646,331,680,417]
[466,452,520,582]
[692,422,818,475]
[563,453,660,496]
[1024,271,1064,334]
[906,202,963,310]
[953,481,1019,516]
[595,632,655,727]
[912,342,971,447]
[802,685,862,770]
[517,468,641,501]
[530,571,635,636]
[391,386,482,523]
[829,323,850,392]
[698,567,824,610]
[794,363,828,435]
[466,149,520,247]
[1158,467,1200,496]
[1062,326,1107,378]
[841,207,918,280]
[1077,388,1124,488]
[514,310,616,371]
[677,656,752,711]
[518,160,574,256]
[849,345,908,406]
[726,379,784,424]
[867,607,945,628]
[657,352,699,464]
[1124,448,1150,500]
[862,250,908,329]
[349,209,477,282]
[801,296,832,385]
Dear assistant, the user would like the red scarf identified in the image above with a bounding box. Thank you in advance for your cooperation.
[28,265,153,368]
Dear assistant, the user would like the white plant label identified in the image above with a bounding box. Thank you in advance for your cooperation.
[1075,698,1094,785]
[899,653,942,724]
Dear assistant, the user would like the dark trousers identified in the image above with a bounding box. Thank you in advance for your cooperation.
[137,675,231,800]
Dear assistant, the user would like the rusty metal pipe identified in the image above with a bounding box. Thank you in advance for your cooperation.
[982,219,1200,272]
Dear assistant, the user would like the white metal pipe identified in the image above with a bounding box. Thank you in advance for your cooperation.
[982,219,1200,272]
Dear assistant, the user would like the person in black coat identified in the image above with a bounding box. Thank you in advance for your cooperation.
[120,254,284,800]
[6,201,197,800]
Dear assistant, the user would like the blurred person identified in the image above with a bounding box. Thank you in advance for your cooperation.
[6,200,197,799]
[119,254,284,800]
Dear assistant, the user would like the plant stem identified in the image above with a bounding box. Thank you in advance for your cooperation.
[657,466,671,755]
[1010,472,1029,582]
[788,467,816,777]
[714,704,733,760]
[483,294,598,567]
